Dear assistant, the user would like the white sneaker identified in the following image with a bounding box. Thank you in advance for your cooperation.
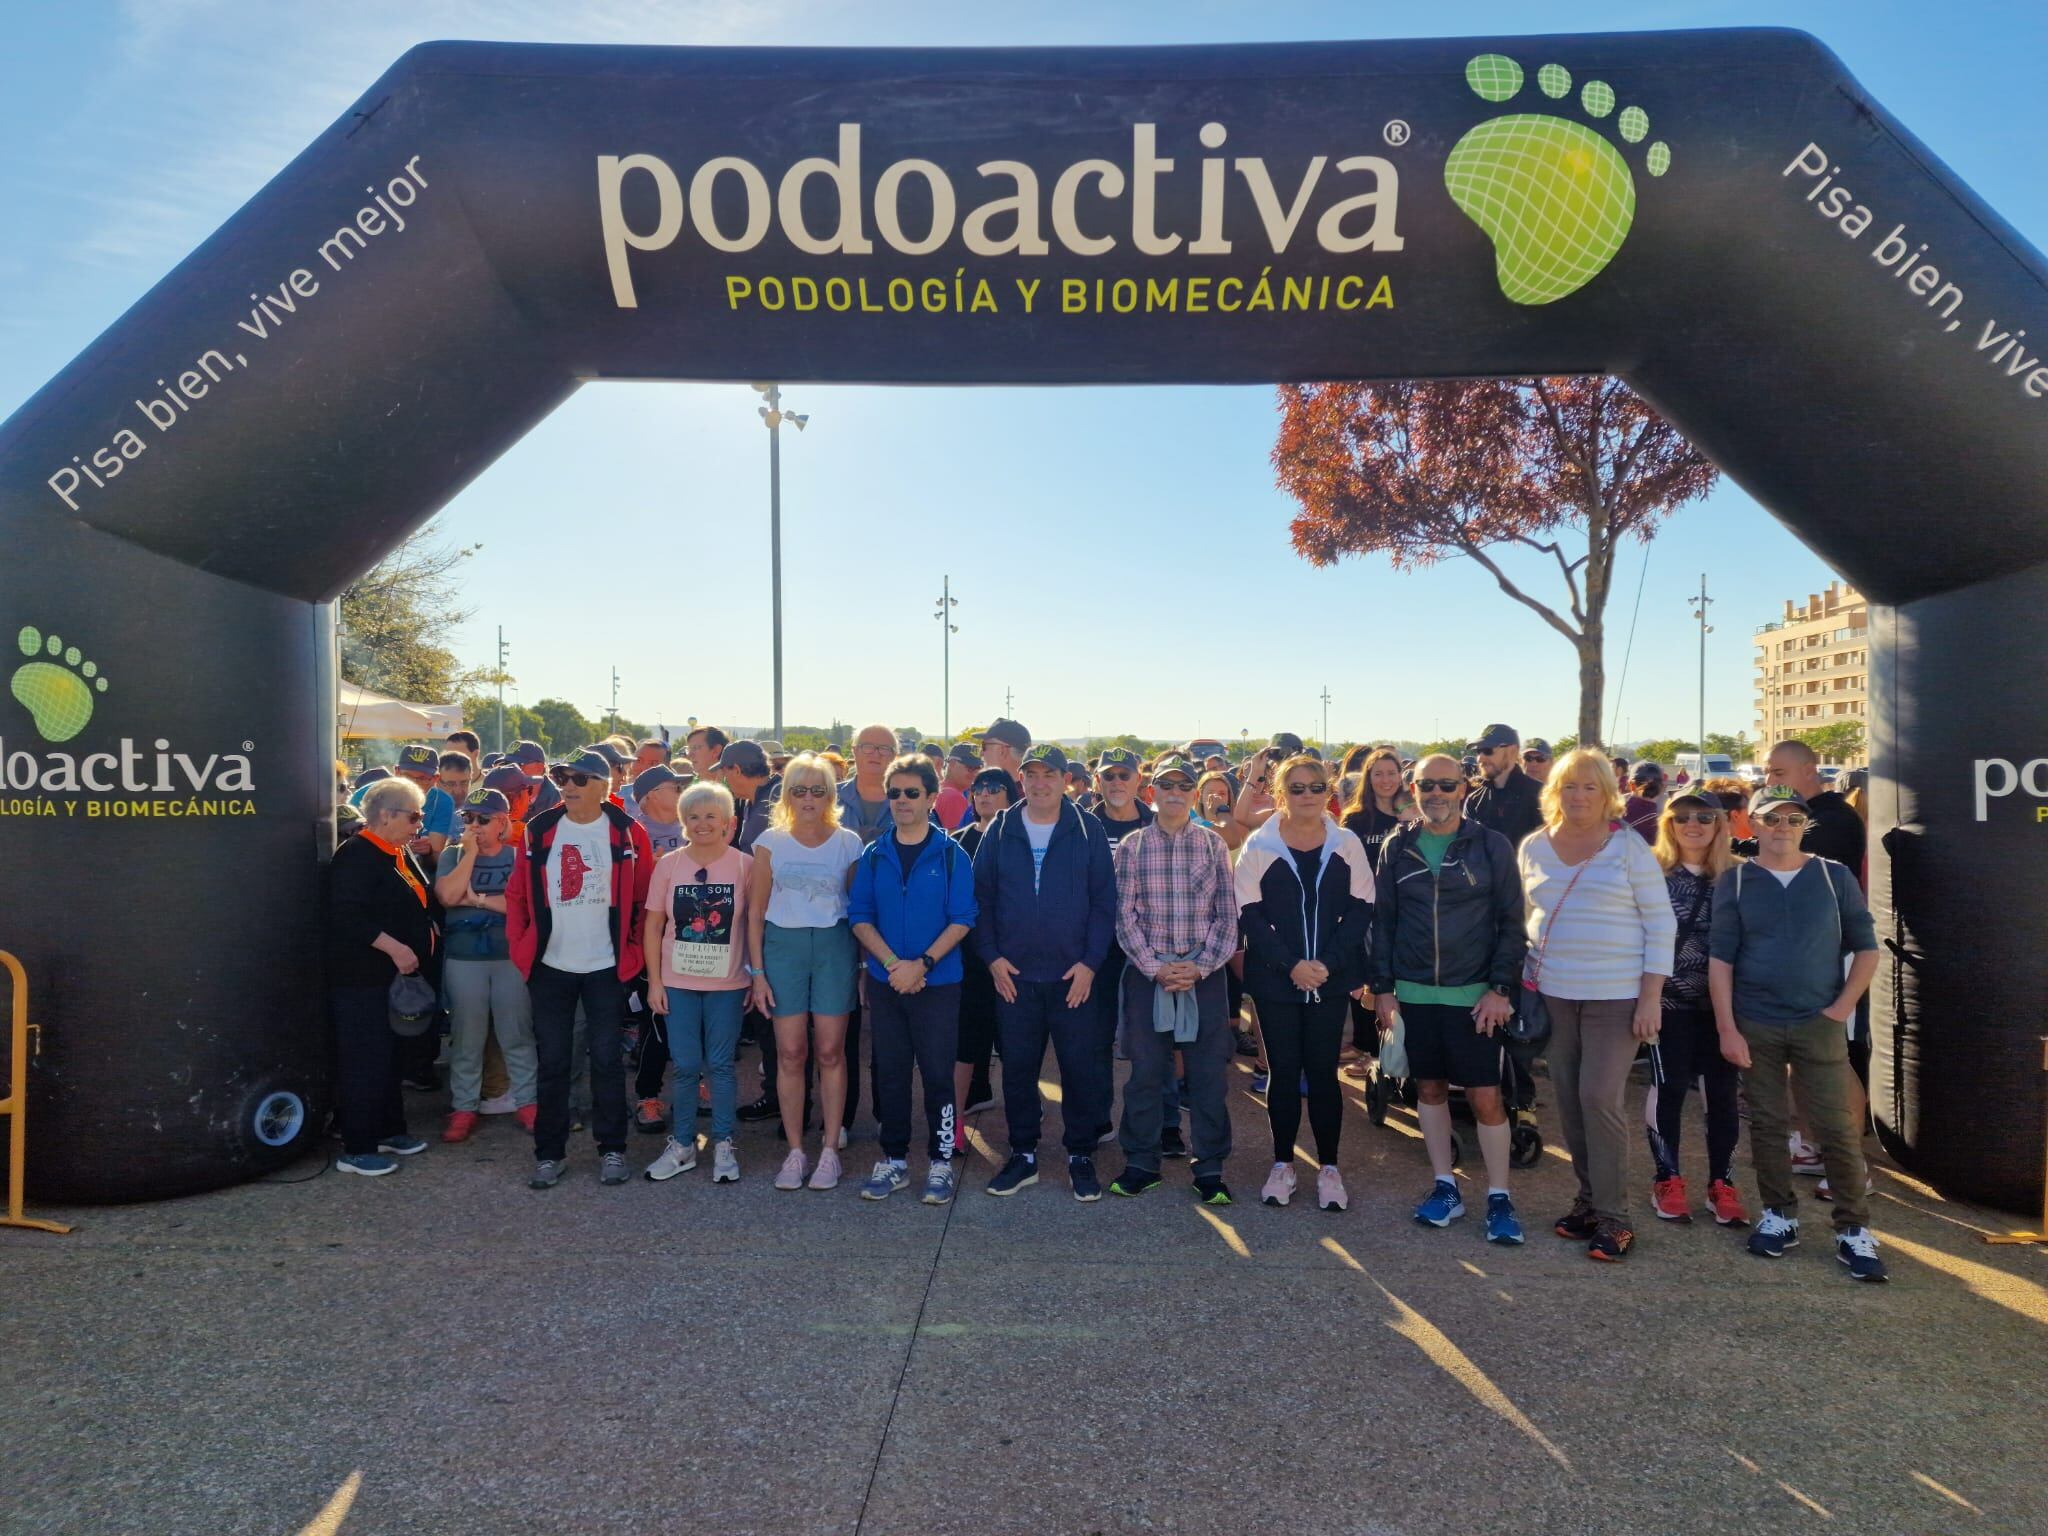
[809,1147,843,1190]
[1261,1163,1297,1207]
[713,1138,741,1183]
[1317,1165,1348,1212]
[476,1093,518,1115]
[1789,1134,1826,1177]
[643,1136,697,1182]
[774,1148,808,1191]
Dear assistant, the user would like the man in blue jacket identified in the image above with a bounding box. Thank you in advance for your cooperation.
[973,743,1119,1202]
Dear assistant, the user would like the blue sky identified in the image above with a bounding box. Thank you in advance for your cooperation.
[4,2,2043,747]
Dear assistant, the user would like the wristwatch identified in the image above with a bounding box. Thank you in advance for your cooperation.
[919,952,938,972]
[1489,982,1514,999]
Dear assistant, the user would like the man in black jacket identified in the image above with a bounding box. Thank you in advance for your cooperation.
[1464,723,1544,851]
[1370,753,1529,1243]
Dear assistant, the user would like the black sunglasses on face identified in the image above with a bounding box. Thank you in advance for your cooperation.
[886,786,925,800]
[1415,777,1466,793]
[549,769,597,787]
[459,812,498,825]
[1099,769,1134,782]
[785,784,830,799]
[1286,781,1329,797]
[1759,813,1809,828]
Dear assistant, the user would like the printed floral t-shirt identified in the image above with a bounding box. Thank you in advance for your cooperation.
[646,844,751,991]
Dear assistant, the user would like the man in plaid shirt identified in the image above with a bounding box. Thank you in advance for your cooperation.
[1107,755,1243,1205]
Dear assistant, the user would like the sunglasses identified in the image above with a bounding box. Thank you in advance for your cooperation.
[393,809,424,824]
[1099,769,1134,782]
[1668,811,1721,826]
[1759,812,1810,829]
[1414,777,1466,793]
[1286,781,1329,797]
[549,769,597,786]
[785,784,830,799]
[459,811,499,825]
[1157,778,1196,791]
[1522,752,1551,762]
[886,786,926,800]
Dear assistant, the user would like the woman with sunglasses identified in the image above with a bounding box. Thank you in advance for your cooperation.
[746,753,865,1191]
[952,767,1019,1123]
[1519,748,1677,1261]
[1235,754,1377,1211]
[1644,794,1748,1227]
[434,787,538,1143]
[324,777,441,1176]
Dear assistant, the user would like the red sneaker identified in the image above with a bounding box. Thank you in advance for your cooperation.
[1707,1178,1750,1227]
[1651,1175,1692,1223]
[513,1103,538,1133]
[441,1110,479,1143]
[634,1097,668,1134]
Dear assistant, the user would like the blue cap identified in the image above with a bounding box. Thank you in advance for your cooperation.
[1096,747,1140,772]
[717,739,771,777]
[558,748,610,777]
[509,740,547,766]
[395,743,439,774]
[481,765,530,796]
[1021,743,1068,773]
[632,763,683,802]
[462,788,512,816]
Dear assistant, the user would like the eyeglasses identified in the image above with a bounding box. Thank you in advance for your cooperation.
[1099,769,1133,782]
[1758,812,1810,829]
[856,742,893,755]
[549,769,597,786]
[1414,778,1466,793]
[1157,779,1196,792]
[785,784,830,799]
[1522,752,1551,762]
[459,812,497,825]
[1668,811,1721,826]
[1286,781,1329,797]
[886,786,926,800]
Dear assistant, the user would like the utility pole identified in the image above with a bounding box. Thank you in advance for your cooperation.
[1319,684,1331,750]
[752,384,809,740]
[934,576,959,739]
[1689,574,1714,763]
[495,626,509,753]
[1004,684,1014,719]
[608,666,620,737]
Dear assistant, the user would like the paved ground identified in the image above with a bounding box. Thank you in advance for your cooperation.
[4,1049,2044,1536]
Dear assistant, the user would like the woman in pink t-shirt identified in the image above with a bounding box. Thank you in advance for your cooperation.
[642,781,752,1185]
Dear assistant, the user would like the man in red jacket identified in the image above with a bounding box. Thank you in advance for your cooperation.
[507,748,653,1189]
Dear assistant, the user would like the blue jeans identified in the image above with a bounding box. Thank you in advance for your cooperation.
[665,987,746,1143]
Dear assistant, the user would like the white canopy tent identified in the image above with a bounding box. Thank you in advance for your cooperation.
[339,681,463,741]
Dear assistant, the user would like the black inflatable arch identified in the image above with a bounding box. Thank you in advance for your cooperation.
[3,32,2045,1206]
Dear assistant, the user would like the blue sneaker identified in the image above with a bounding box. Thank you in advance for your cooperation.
[1414,1178,1465,1227]
[1249,1068,1271,1094]
[1747,1208,1800,1258]
[861,1159,911,1201]
[378,1134,428,1156]
[1485,1192,1525,1245]
[335,1152,398,1177]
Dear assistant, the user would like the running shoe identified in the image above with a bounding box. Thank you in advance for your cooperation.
[1160,1126,1188,1160]
[1652,1175,1693,1223]
[634,1097,668,1135]
[774,1149,809,1191]
[737,1093,779,1123]
[1588,1217,1634,1262]
[513,1104,538,1133]
[861,1159,911,1200]
[986,1153,1039,1197]
[600,1151,630,1186]
[1261,1163,1297,1207]
[1553,1197,1598,1240]
[1316,1165,1348,1212]
[1110,1165,1162,1198]
[335,1152,398,1177]
[1249,1068,1271,1095]
[1790,1136,1826,1177]
[643,1136,697,1181]
[1233,1027,1260,1058]
[808,1148,843,1190]
[1707,1178,1750,1227]
[378,1134,428,1157]
[528,1158,565,1190]
[1069,1155,1102,1203]
[1747,1208,1800,1258]
[1836,1226,1889,1282]
[712,1138,740,1183]
[921,1159,959,1205]
[1484,1192,1525,1245]
[1194,1175,1232,1206]
[441,1111,478,1144]
[1414,1178,1464,1227]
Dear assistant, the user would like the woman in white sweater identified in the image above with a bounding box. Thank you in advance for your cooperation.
[1519,748,1677,1262]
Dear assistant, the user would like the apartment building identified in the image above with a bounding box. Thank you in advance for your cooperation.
[1752,579,1868,760]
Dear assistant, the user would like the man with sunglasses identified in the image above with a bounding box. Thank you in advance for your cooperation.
[1708,785,1885,1280]
[977,718,1031,781]
[435,788,538,1143]
[1464,723,1544,852]
[1520,738,1554,785]
[974,743,1118,1201]
[507,747,654,1190]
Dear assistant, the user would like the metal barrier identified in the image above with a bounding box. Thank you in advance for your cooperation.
[0,950,73,1235]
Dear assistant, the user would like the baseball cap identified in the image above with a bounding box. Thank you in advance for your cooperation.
[970,767,1020,800]
[352,765,391,790]
[917,742,945,762]
[479,751,504,769]
[981,718,1031,752]
[1096,747,1140,773]
[633,763,684,802]
[555,748,611,778]
[1021,743,1069,773]
[587,741,629,769]
[1749,784,1809,817]
[1269,731,1305,755]
[717,739,771,777]
[1469,724,1519,752]
[1521,738,1553,759]
[761,740,790,760]
[509,740,548,766]
[1151,754,1198,785]
[946,742,983,770]
[481,764,531,796]
[394,743,439,775]
[462,787,512,816]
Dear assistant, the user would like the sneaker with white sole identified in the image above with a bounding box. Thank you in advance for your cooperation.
[378,1134,428,1157]
[336,1152,398,1177]
[529,1158,565,1190]
[600,1151,629,1186]
[712,1139,740,1183]
[921,1159,959,1205]
[643,1137,698,1182]
[1789,1136,1826,1177]
[1836,1226,1888,1282]
[808,1147,843,1190]
[861,1159,910,1200]
[1748,1207,1800,1258]
[1415,1178,1465,1228]
[1316,1165,1348,1212]
[775,1148,809,1190]
[1261,1163,1297,1207]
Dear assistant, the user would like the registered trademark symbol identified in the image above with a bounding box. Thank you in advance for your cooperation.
[1383,119,1411,147]
[242,741,254,752]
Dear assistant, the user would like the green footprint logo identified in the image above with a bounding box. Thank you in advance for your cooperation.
[1445,54,1671,305]
[10,625,109,743]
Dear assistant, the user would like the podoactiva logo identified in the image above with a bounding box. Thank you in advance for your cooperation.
[1973,758,2048,822]
[2,622,257,820]
[597,53,1673,313]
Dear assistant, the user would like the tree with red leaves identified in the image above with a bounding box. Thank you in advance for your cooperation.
[1273,378,1718,745]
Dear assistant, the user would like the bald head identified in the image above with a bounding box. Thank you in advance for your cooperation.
[1766,739,1823,798]
[1413,754,1465,829]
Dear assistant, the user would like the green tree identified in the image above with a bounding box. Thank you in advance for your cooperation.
[1413,738,1469,761]
[531,698,595,752]
[337,522,479,701]
[1552,734,1580,755]
[1635,737,1696,767]
[457,692,549,755]
[1796,721,1865,764]
[1704,730,1751,761]
[783,728,831,753]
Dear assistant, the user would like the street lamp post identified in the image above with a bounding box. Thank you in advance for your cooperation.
[1319,684,1331,750]
[495,625,509,753]
[1688,574,1714,765]
[751,383,809,739]
[934,576,958,738]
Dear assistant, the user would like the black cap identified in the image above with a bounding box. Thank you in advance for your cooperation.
[1269,732,1304,755]
[1749,784,1809,817]
[717,739,771,777]
[1521,738,1552,759]
[1021,743,1069,773]
[633,763,684,802]
[353,765,391,789]
[981,718,1031,751]
[946,742,983,770]
[1469,724,1519,752]
[588,741,629,769]
[1631,761,1665,786]
[481,765,530,796]
[1096,747,1140,772]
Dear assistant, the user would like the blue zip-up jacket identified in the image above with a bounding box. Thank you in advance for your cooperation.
[848,825,978,985]
[1707,855,1875,1024]
[970,798,1118,982]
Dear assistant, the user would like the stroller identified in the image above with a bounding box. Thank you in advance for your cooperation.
[1364,1032,1545,1169]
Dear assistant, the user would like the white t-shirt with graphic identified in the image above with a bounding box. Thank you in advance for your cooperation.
[1024,812,1056,893]
[542,815,616,973]
[755,824,863,928]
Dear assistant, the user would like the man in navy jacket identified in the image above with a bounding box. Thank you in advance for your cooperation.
[972,744,1118,1202]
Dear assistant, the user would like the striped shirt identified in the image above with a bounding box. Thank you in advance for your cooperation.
[1113,817,1238,979]
[1519,826,1677,1001]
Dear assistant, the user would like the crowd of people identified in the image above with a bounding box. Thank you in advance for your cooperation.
[326,717,1886,1281]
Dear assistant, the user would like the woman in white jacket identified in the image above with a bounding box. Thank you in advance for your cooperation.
[1518,747,1677,1263]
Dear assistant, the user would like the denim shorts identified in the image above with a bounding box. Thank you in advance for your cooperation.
[761,920,858,1015]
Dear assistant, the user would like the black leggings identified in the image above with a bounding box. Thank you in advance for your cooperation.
[1645,1006,1740,1185]
[1254,989,1349,1164]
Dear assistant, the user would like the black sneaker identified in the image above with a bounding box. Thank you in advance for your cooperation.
[1194,1175,1232,1206]
[1587,1217,1634,1263]
[1553,1197,1598,1240]
[1069,1156,1102,1202]
[1160,1126,1188,1160]
[986,1153,1039,1197]
[1233,1027,1260,1058]
[736,1093,779,1123]
[1110,1164,1162,1197]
